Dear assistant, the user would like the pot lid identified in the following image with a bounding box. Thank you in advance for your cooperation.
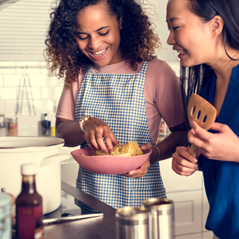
[0,136,65,149]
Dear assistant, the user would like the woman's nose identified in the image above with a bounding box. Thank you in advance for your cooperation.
[167,31,175,46]
[88,36,101,50]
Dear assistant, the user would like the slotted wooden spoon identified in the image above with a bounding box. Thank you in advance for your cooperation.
[187,93,217,157]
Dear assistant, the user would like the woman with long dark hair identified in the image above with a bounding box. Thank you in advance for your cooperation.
[167,0,239,238]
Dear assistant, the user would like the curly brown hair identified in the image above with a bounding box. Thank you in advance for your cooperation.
[45,0,160,88]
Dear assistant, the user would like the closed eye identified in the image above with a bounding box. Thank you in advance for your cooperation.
[173,26,180,31]
[76,33,88,40]
[98,30,109,36]
[167,26,179,31]
[75,29,110,40]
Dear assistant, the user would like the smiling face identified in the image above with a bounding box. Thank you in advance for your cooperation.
[166,0,217,67]
[75,2,123,67]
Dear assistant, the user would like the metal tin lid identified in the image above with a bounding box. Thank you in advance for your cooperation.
[142,198,174,211]
[116,206,149,221]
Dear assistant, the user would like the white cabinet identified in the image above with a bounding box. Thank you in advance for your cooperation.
[203,231,214,239]
[159,158,213,238]
[167,190,202,235]
[202,184,213,238]
[177,234,201,239]
[60,146,79,187]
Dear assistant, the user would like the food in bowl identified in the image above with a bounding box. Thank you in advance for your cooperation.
[94,141,143,156]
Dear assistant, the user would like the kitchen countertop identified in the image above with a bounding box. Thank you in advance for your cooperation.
[43,181,117,239]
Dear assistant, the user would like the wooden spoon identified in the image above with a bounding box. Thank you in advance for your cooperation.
[187,93,217,157]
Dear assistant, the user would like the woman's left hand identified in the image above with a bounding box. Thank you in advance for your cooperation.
[189,121,239,162]
[123,143,152,178]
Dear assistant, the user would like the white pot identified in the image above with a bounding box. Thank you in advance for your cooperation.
[0,136,70,215]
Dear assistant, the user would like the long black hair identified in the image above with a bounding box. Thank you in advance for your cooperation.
[181,0,239,129]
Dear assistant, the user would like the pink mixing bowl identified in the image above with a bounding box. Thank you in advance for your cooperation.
[71,148,152,174]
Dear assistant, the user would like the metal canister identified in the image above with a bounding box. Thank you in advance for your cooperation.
[142,198,175,239]
[116,206,150,239]
[0,193,12,239]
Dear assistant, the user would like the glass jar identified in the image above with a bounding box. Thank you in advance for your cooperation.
[0,114,7,137]
[8,117,18,136]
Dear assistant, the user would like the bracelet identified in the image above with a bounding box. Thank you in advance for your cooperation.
[152,145,160,162]
[79,115,91,132]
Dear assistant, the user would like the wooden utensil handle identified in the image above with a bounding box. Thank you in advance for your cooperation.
[189,144,197,158]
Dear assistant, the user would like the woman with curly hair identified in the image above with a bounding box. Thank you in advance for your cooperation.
[45,0,186,214]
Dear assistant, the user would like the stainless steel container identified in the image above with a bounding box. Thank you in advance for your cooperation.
[142,198,175,239]
[116,206,150,239]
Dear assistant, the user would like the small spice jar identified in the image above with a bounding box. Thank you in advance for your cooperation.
[8,117,18,136]
[0,114,7,137]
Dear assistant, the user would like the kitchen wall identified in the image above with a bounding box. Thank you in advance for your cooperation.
[0,61,179,137]
[0,0,64,135]
[0,62,63,136]
[0,0,179,135]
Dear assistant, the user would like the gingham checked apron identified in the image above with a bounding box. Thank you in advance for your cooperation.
[75,61,166,213]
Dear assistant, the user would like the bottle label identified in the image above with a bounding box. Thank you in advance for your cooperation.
[8,122,18,136]
[17,205,44,239]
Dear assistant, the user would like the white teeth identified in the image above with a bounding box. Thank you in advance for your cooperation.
[92,48,107,57]
[178,50,186,54]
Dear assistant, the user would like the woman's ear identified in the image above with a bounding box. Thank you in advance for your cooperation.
[211,15,224,36]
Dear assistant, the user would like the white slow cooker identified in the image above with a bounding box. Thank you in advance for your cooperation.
[0,136,70,215]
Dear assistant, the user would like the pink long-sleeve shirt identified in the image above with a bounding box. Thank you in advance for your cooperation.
[56,58,185,144]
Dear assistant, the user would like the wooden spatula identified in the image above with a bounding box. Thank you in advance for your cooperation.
[187,93,217,157]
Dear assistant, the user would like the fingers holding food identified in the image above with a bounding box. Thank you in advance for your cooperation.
[83,117,118,153]
[94,141,143,156]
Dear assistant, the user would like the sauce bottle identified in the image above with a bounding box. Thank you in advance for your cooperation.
[16,164,44,239]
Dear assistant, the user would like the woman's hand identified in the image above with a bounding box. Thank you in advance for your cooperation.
[83,117,118,154]
[123,158,151,178]
[123,143,152,178]
[188,121,239,162]
[172,146,198,176]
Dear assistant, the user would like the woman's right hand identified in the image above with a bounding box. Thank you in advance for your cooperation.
[172,146,198,176]
[83,117,118,154]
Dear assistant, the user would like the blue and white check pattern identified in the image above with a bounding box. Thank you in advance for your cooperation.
[75,61,166,213]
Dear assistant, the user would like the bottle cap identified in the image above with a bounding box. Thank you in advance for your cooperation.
[21,163,37,175]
